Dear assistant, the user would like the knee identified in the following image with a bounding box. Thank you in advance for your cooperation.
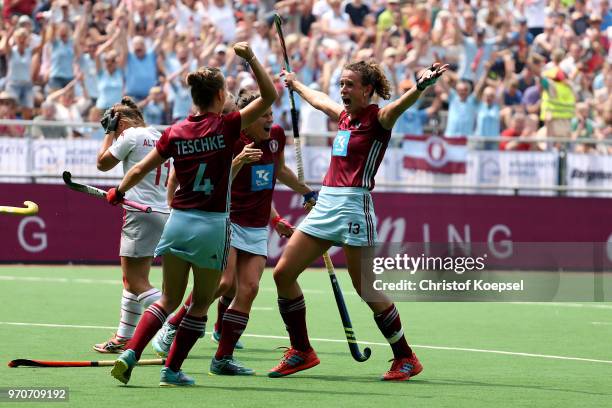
[273,265,293,289]
[239,281,260,303]
[217,277,234,296]
[158,294,181,314]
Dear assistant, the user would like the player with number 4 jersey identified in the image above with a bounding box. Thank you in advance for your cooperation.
[270,62,448,380]
[106,42,278,387]
[94,97,170,354]
[152,91,315,377]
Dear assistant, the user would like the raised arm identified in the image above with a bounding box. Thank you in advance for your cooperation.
[378,63,448,130]
[234,42,277,130]
[0,24,15,56]
[283,71,343,121]
[276,144,312,195]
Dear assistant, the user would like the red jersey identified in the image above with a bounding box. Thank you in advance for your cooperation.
[230,125,286,227]
[156,111,241,213]
[323,105,391,190]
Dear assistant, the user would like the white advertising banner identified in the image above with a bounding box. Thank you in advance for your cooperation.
[566,153,612,197]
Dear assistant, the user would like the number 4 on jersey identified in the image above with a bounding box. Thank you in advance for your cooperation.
[193,162,214,195]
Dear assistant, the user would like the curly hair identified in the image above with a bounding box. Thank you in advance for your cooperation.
[235,89,260,109]
[186,67,225,110]
[110,96,145,126]
[343,61,392,100]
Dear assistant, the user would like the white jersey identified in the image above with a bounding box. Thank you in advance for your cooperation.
[109,126,171,213]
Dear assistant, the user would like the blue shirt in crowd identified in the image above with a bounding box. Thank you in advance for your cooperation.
[445,90,477,137]
[125,51,157,100]
[50,39,74,79]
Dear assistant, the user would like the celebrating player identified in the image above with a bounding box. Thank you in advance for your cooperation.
[268,61,447,380]
[108,41,277,387]
[152,90,315,376]
[94,97,170,353]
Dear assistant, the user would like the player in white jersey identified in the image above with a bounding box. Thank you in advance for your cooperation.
[93,97,171,353]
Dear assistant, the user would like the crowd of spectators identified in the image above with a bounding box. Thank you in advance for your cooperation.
[0,0,610,153]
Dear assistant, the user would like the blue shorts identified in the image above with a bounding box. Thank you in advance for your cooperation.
[155,209,230,270]
[231,223,268,257]
[298,186,377,247]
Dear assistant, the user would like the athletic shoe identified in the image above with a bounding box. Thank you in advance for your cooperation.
[111,349,137,385]
[152,322,176,357]
[159,367,195,387]
[211,329,244,349]
[268,347,320,378]
[93,334,128,354]
[209,356,255,376]
[381,354,423,381]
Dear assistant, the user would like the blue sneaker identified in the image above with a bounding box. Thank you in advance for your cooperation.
[152,322,176,357]
[211,329,244,349]
[209,356,254,376]
[159,367,195,387]
[111,349,137,384]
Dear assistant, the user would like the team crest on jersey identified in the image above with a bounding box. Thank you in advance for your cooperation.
[269,139,279,153]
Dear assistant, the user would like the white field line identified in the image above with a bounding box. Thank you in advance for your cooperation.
[591,321,612,325]
[1,321,612,365]
[0,275,327,294]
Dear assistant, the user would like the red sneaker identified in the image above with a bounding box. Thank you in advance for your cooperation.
[268,347,320,378]
[381,353,423,381]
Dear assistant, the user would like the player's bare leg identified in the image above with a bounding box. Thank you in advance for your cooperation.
[211,248,239,346]
[344,246,422,381]
[269,231,332,378]
[112,254,190,384]
[210,251,265,375]
[95,256,161,353]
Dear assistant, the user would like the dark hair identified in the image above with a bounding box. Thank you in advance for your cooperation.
[344,61,392,100]
[110,96,145,125]
[235,89,260,109]
[186,67,225,109]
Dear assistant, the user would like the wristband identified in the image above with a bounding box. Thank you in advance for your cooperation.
[302,190,318,204]
[271,215,283,229]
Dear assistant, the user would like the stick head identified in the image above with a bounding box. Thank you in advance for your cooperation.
[62,171,72,184]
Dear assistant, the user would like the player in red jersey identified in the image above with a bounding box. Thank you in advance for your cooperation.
[267,61,448,381]
[152,90,315,376]
[107,41,277,387]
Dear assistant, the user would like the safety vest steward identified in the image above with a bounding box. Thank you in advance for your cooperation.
[540,80,575,121]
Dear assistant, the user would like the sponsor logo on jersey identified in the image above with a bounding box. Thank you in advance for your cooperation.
[332,130,351,157]
[251,164,274,191]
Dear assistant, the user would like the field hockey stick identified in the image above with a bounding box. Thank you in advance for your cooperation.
[62,171,152,213]
[274,14,371,362]
[0,201,39,216]
[8,358,164,368]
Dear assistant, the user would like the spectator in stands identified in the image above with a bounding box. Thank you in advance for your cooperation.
[47,21,77,91]
[121,27,167,102]
[345,0,370,27]
[0,91,25,137]
[540,67,576,139]
[46,73,90,137]
[139,86,168,125]
[94,25,126,112]
[377,0,406,32]
[0,22,46,119]
[474,58,502,149]
[31,100,68,139]
[500,110,526,151]
[88,2,111,45]
[207,0,237,43]
[321,0,354,44]
[571,102,597,152]
[439,74,478,137]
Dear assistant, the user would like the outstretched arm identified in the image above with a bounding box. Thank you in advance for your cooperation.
[378,63,448,130]
[282,70,343,121]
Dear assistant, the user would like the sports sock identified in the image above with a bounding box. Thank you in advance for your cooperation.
[127,303,168,360]
[166,315,207,372]
[214,295,233,334]
[116,290,142,341]
[278,295,312,352]
[374,304,413,359]
[168,292,192,327]
[215,309,249,359]
[137,287,162,309]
